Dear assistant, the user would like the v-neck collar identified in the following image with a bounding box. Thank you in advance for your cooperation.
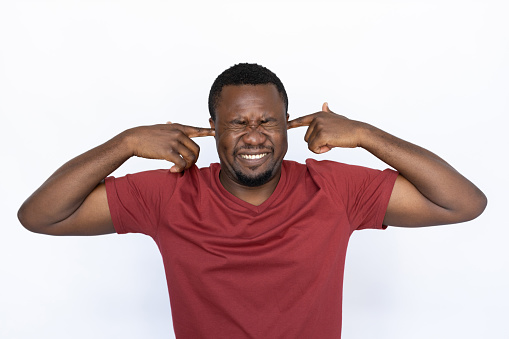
[211,162,287,214]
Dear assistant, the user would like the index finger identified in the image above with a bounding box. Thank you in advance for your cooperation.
[287,114,316,130]
[187,126,215,138]
[173,124,215,138]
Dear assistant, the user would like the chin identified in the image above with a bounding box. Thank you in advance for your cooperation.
[235,169,274,187]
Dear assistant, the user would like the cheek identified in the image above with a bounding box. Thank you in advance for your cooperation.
[276,134,289,154]
[216,133,238,152]
[270,129,288,142]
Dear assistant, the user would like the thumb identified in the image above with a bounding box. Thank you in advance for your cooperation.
[322,102,331,113]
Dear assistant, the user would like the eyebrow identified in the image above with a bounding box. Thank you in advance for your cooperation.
[228,116,278,123]
[262,117,277,122]
[229,119,246,124]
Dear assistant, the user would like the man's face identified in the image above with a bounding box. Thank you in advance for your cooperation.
[210,84,288,188]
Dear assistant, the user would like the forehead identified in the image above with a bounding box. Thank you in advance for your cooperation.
[215,84,286,121]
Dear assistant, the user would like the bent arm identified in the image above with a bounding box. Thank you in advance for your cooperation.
[288,103,487,227]
[18,133,131,235]
[18,124,214,236]
[359,125,487,227]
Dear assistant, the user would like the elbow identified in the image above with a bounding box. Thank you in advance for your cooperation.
[17,207,30,232]
[17,202,47,234]
[472,191,488,220]
[17,203,37,233]
[18,201,78,236]
[458,190,488,223]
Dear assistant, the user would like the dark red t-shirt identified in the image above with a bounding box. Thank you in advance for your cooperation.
[105,159,398,338]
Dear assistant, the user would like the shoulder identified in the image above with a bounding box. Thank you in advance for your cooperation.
[106,163,218,189]
[302,158,374,177]
[303,158,395,177]
[105,168,170,187]
[297,159,397,191]
[282,159,363,179]
[304,158,368,171]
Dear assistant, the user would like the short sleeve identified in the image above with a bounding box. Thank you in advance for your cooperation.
[105,169,177,238]
[306,159,398,232]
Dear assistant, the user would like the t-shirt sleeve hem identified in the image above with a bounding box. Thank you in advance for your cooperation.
[374,169,399,230]
[104,176,127,235]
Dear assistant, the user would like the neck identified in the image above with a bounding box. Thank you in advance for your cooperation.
[219,170,281,206]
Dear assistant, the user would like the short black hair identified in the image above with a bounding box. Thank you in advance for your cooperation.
[208,63,288,121]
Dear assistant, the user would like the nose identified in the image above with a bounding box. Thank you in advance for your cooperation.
[242,125,267,145]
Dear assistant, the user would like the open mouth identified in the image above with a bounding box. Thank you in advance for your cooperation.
[239,153,268,160]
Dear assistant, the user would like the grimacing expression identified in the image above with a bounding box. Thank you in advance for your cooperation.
[209,84,289,188]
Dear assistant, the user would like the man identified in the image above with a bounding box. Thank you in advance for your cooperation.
[18,63,487,338]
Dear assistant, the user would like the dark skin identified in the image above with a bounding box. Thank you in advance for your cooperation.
[209,85,289,206]
[17,123,215,235]
[287,102,487,226]
[18,84,486,236]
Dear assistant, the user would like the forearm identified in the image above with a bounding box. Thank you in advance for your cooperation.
[18,131,133,232]
[359,123,487,222]
[287,104,487,226]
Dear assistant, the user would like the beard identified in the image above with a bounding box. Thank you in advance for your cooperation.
[231,145,276,187]
[234,167,274,187]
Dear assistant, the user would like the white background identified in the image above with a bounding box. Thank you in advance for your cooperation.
[1,1,507,338]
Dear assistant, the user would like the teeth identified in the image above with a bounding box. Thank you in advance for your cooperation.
[240,153,268,160]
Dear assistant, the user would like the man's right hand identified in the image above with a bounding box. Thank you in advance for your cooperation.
[124,123,215,172]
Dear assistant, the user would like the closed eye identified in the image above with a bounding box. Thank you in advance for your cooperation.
[232,119,247,125]
[226,118,280,130]
[260,118,279,127]
[226,120,248,131]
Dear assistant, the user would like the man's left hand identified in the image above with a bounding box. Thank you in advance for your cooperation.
[287,103,367,153]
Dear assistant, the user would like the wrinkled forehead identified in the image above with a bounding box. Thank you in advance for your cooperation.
[215,84,286,121]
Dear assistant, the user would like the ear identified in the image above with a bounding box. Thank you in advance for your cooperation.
[286,113,290,122]
[209,118,215,130]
